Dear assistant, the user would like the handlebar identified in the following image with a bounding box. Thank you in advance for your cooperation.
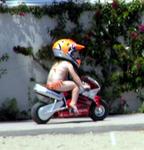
[81,76,101,90]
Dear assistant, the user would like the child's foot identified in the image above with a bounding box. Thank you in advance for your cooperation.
[69,104,79,115]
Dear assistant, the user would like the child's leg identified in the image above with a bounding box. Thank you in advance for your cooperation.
[70,85,79,106]
[56,81,80,104]
[54,81,80,113]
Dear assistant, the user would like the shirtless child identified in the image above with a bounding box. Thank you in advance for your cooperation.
[46,39,90,114]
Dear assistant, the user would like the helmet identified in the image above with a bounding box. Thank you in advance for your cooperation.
[52,39,85,68]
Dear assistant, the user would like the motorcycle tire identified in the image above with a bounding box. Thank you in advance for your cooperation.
[31,102,52,124]
[89,100,108,121]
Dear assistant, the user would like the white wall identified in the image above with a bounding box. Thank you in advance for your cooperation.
[0,13,57,110]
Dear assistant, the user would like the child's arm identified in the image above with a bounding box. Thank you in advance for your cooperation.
[67,62,84,87]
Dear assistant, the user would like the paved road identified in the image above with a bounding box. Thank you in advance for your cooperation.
[0,113,144,136]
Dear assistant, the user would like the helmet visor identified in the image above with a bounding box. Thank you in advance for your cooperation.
[75,43,85,50]
[70,51,81,66]
[70,51,80,59]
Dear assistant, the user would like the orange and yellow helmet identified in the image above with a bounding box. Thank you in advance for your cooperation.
[52,39,85,68]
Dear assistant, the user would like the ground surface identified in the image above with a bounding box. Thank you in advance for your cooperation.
[0,131,144,150]
[0,113,144,150]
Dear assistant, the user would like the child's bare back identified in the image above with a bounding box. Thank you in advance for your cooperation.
[47,60,70,82]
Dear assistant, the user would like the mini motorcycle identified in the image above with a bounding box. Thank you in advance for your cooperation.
[31,76,108,124]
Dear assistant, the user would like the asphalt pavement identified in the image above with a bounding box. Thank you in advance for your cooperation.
[0,113,143,136]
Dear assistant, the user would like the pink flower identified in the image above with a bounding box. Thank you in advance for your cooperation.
[138,24,144,32]
[136,64,141,70]
[112,0,119,9]
[19,12,26,16]
[95,9,101,18]
[130,31,139,40]
[127,64,130,69]
[120,97,126,106]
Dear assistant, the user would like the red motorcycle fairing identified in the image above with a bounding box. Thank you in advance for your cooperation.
[94,96,101,107]
[54,93,93,118]
[54,76,102,118]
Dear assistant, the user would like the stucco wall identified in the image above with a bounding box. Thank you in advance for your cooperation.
[0,13,57,110]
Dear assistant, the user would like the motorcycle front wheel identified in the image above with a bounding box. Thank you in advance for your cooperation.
[89,100,108,121]
[31,102,52,124]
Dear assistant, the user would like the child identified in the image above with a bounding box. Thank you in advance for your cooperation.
[46,39,90,114]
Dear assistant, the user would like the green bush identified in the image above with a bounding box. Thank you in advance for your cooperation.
[0,53,9,78]
[0,98,30,121]
[139,102,144,113]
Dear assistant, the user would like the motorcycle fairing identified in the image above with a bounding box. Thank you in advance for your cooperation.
[34,84,64,100]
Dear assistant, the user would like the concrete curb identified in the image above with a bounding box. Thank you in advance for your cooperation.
[0,123,144,137]
[0,113,144,136]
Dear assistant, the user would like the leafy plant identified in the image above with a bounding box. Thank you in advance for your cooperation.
[0,98,20,121]
[0,98,31,121]
[139,102,144,113]
[0,53,9,78]
[137,89,144,113]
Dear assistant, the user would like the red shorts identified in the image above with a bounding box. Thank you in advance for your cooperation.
[45,80,63,90]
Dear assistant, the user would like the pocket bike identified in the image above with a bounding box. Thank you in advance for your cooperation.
[31,76,109,124]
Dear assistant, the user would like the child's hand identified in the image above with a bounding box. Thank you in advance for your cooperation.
[82,82,90,90]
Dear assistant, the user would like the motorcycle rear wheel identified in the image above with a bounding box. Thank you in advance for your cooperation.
[89,100,108,121]
[31,102,52,124]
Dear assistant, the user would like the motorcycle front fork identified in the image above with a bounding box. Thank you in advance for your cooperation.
[94,96,101,107]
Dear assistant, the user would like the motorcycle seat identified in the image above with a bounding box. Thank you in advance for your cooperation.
[34,84,64,100]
